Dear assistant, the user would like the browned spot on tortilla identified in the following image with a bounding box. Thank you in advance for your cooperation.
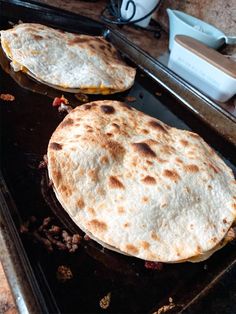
[142,129,149,134]
[89,43,95,49]
[118,207,125,214]
[106,133,113,137]
[232,203,236,210]
[184,164,199,172]
[189,132,200,138]
[100,156,109,164]
[151,231,159,241]
[50,142,62,150]
[88,169,98,182]
[111,123,120,128]
[209,163,220,174]
[212,237,218,243]
[161,203,167,208]
[132,142,156,158]
[102,140,125,159]
[123,222,130,228]
[180,139,189,146]
[140,241,150,250]
[101,105,115,114]
[141,176,156,185]
[89,219,107,232]
[61,118,74,127]
[223,219,227,224]
[53,171,62,185]
[190,224,194,229]
[196,245,201,253]
[163,169,180,182]
[157,158,167,163]
[68,37,89,45]
[176,158,183,163]
[148,120,168,133]
[161,145,175,155]
[32,34,43,40]
[126,244,139,255]
[208,185,212,190]
[97,187,105,196]
[88,207,96,216]
[84,104,91,110]
[99,44,106,50]
[184,186,191,193]
[233,196,236,200]
[61,185,72,197]
[142,196,149,203]
[146,160,153,165]
[109,176,124,189]
[77,198,85,209]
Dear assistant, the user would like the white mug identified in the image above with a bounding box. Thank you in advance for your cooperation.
[120,0,160,28]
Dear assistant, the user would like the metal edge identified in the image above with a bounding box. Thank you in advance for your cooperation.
[105,29,236,146]
[0,1,235,313]
[0,0,105,33]
[0,172,48,314]
[178,257,236,313]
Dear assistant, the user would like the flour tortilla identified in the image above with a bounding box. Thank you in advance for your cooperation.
[47,100,236,262]
[0,23,136,94]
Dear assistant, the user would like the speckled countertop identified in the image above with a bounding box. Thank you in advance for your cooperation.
[0,1,235,313]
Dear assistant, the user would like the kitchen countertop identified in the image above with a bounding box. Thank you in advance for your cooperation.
[0,264,17,314]
[0,1,235,313]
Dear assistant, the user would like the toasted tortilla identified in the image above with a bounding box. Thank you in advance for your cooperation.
[47,100,236,262]
[0,23,136,94]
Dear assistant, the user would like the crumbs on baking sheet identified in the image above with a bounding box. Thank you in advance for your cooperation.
[74,93,89,103]
[0,93,15,101]
[153,298,175,314]
[20,216,82,253]
[125,96,136,102]
[57,265,73,282]
[99,292,111,309]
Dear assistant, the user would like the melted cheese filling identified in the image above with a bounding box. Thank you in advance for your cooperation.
[80,87,115,95]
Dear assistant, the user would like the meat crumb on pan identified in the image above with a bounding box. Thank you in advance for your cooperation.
[74,93,89,103]
[20,216,82,253]
[124,96,136,102]
[56,265,73,282]
[0,93,15,101]
[38,155,48,169]
[153,297,175,314]
[144,261,163,270]
[84,234,91,241]
[99,292,111,309]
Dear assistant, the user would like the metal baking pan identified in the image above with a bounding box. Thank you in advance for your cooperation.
[0,1,236,313]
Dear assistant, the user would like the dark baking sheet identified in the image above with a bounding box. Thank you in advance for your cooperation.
[0,1,236,314]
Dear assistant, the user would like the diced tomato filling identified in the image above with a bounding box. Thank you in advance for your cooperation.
[52,95,69,107]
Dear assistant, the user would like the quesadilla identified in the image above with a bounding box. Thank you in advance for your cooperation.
[47,100,236,263]
[0,23,136,94]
